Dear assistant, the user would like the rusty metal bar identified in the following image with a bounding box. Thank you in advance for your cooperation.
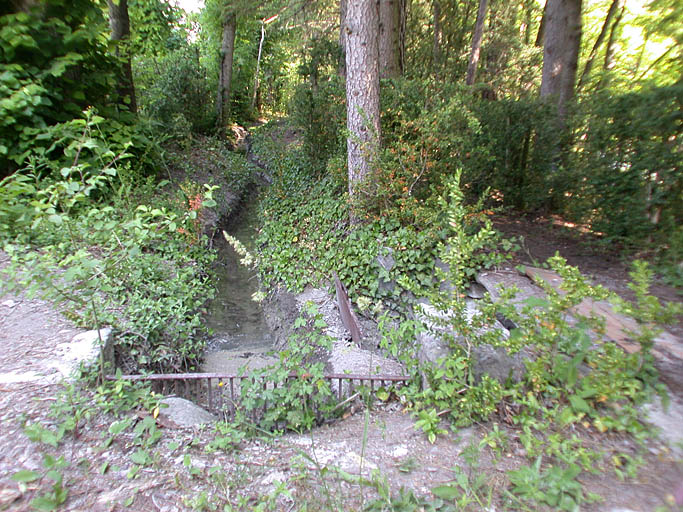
[104,372,410,418]
[105,372,410,382]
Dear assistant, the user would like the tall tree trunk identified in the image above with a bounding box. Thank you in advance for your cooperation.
[598,0,625,90]
[466,0,488,86]
[432,1,442,76]
[107,0,137,114]
[577,0,622,92]
[378,0,402,78]
[540,0,582,122]
[216,11,236,134]
[345,0,381,210]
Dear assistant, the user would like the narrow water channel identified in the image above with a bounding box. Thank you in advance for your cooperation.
[202,198,274,372]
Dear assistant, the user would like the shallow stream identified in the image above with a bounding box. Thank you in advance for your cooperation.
[202,198,275,373]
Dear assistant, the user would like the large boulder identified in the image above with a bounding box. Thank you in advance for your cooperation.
[415,300,529,387]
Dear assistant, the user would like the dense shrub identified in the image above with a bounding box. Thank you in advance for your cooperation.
[0,0,125,176]
[568,83,682,249]
[0,113,218,374]
[289,76,346,173]
[137,47,216,137]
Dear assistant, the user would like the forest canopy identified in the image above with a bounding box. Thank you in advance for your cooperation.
[0,0,680,261]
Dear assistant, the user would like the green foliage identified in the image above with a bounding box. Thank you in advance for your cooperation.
[0,1,128,175]
[567,83,682,251]
[0,112,217,373]
[238,302,336,431]
[371,81,486,226]
[137,47,216,137]
[13,454,69,511]
[507,457,600,511]
[289,75,346,172]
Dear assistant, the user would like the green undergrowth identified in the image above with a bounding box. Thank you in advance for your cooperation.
[251,123,514,311]
[0,109,254,374]
[249,121,681,511]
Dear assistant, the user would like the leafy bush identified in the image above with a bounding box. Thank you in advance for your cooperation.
[568,83,683,252]
[137,47,216,137]
[0,113,218,373]
[238,303,336,431]
[0,1,127,176]
[289,75,346,173]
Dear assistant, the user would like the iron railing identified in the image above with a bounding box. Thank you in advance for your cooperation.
[106,372,411,419]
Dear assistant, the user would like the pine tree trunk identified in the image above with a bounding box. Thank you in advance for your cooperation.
[540,0,582,122]
[345,0,381,207]
[466,0,488,86]
[216,12,236,134]
[107,0,137,114]
[379,0,402,78]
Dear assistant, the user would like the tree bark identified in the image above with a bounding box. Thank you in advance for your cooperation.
[577,0,622,92]
[432,1,442,75]
[216,11,236,134]
[466,0,488,86]
[107,0,137,114]
[540,0,582,122]
[378,0,402,78]
[345,0,381,208]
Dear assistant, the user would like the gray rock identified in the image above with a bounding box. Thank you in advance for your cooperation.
[377,248,397,296]
[376,248,395,272]
[466,282,487,299]
[263,287,300,349]
[641,393,683,458]
[476,270,546,308]
[52,327,113,377]
[415,300,528,386]
[471,344,528,384]
[160,397,216,428]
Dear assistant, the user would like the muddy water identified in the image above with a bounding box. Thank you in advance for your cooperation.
[202,199,275,372]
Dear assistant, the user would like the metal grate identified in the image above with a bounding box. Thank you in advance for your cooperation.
[106,372,411,419]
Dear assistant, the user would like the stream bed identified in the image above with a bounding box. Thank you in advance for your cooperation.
[202,198,276,373]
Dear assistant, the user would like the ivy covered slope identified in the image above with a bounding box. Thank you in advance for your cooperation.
[252,120,681,510]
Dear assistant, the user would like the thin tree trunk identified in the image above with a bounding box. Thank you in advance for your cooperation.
[216,12,236,134]
[107,0,137,114]
[252,21,265,112]
[540,0,582,122]
[577,0,622,92]
[466,0,488,86]
[597,0,625,90]
[432,1,442,76]
[630,32,649,87]
[345,0,380,209]
[339,0,347,77]
[379,0,402,78]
